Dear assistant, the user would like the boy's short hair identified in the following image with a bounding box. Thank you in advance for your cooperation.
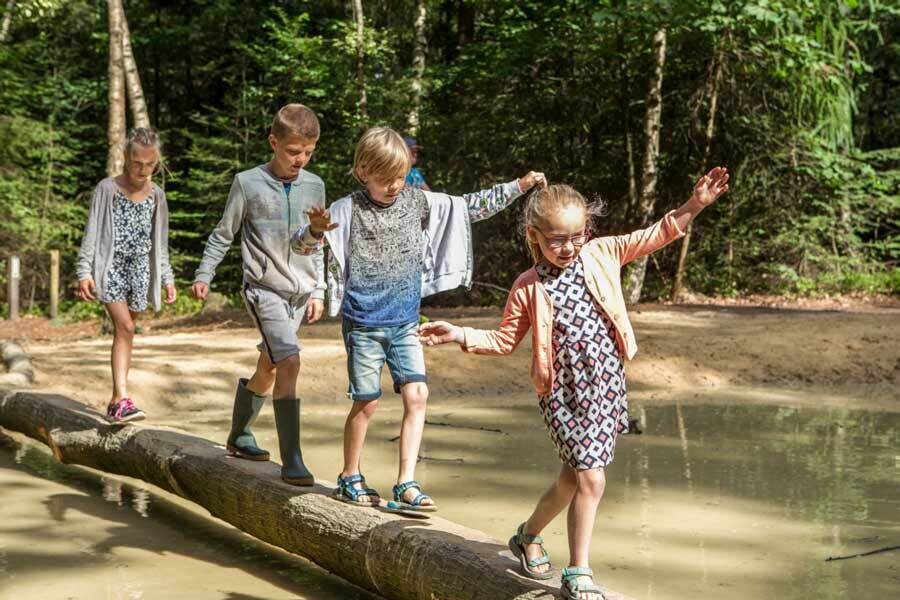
[271,104,320,140]
[353,127,411,182]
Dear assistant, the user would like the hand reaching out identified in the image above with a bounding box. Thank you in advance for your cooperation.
[306,206,339,236]
[419,321,465,346]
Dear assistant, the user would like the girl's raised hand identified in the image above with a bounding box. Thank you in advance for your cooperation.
[691,166,730,207]
[419,321,465,346]
[305,206,338,236]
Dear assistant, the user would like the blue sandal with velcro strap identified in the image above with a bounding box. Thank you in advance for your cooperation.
[387,480,437,512]
[561,566,607,600]
[333,473,380,507]
[508,522,554,580]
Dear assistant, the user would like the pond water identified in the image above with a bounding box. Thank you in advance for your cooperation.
[3,395,898,599]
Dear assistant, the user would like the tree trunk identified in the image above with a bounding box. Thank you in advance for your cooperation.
[106,0,127,177]
[623,27,667,304]
[0,391,634,600]
[119,0,150,128]
[671,41,724,301]
[625,131,638,212]
[407,0,428,135]
[457,0,475,49]
[0,0,14,43]
[352,0,368,126]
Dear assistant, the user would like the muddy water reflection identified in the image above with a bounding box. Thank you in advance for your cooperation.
[0,434,376,600]
[3,399,898,600]
[411,401,899,600]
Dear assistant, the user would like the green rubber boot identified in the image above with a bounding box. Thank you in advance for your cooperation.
[225,378,270,461]
[272,397,315,486]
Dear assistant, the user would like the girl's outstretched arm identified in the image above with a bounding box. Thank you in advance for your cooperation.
[420,284,531,355]
[612,166,729,265]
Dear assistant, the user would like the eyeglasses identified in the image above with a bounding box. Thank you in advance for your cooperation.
[537,229,589,249]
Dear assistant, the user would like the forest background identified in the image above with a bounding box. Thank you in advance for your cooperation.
[1,0,897,320]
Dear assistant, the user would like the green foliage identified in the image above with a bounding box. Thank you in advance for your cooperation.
[0,0,896,311]
[158,293,205,317]
[60,299,105,322]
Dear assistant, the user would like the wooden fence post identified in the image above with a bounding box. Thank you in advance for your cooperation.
[50,250,59,320]
[7,255,19,321]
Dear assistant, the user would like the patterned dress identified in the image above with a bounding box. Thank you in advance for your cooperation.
[102,190,154,312]
[536,257,628,469]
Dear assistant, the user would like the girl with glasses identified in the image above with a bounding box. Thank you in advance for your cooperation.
[419,167,729,599]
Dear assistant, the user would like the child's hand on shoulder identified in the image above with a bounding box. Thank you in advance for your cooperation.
[518,171,547,192]
[419,321,464,346]
[690,166,729,207]
[306,206,339,236]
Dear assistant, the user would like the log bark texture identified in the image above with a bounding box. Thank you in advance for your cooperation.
[0,390,632,600]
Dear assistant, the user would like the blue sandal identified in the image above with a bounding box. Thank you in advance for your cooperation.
[508,522,553,580]
[387,480,437,512]
[561,567,607,600]
[333,473,380,507]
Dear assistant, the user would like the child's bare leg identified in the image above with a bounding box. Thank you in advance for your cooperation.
[396,382,433,505]
[271,354,300,400]
[341,399,379,501]
[520,464,578,574]
[246,351,276,396]
[566,467,606,598]
[105,302,138,402]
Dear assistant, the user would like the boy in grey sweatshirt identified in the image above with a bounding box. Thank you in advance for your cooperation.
[191,104,324,486]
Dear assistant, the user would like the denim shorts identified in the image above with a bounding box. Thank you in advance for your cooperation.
[241,284,310,364]
[342,320,427,401]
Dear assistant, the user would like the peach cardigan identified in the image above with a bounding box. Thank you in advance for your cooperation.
[462,212,685,395]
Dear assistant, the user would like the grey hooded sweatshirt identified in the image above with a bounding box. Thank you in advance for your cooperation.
[194,165,326,302]
[76,178,174,312]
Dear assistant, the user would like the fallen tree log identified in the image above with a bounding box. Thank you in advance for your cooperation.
[0,390,631,600]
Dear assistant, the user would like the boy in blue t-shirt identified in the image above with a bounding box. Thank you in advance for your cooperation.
[294,127,545,511]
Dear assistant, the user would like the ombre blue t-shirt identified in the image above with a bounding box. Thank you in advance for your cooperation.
[341,187,430,327]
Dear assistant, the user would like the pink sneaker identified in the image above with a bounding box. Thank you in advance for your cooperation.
[106,398,145,423]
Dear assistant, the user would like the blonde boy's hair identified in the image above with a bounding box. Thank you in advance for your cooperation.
[271,104,320,140]
[523,184,589,263]
[353,127,411,183]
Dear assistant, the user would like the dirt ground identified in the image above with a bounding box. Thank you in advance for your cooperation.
[3,300,898,413]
